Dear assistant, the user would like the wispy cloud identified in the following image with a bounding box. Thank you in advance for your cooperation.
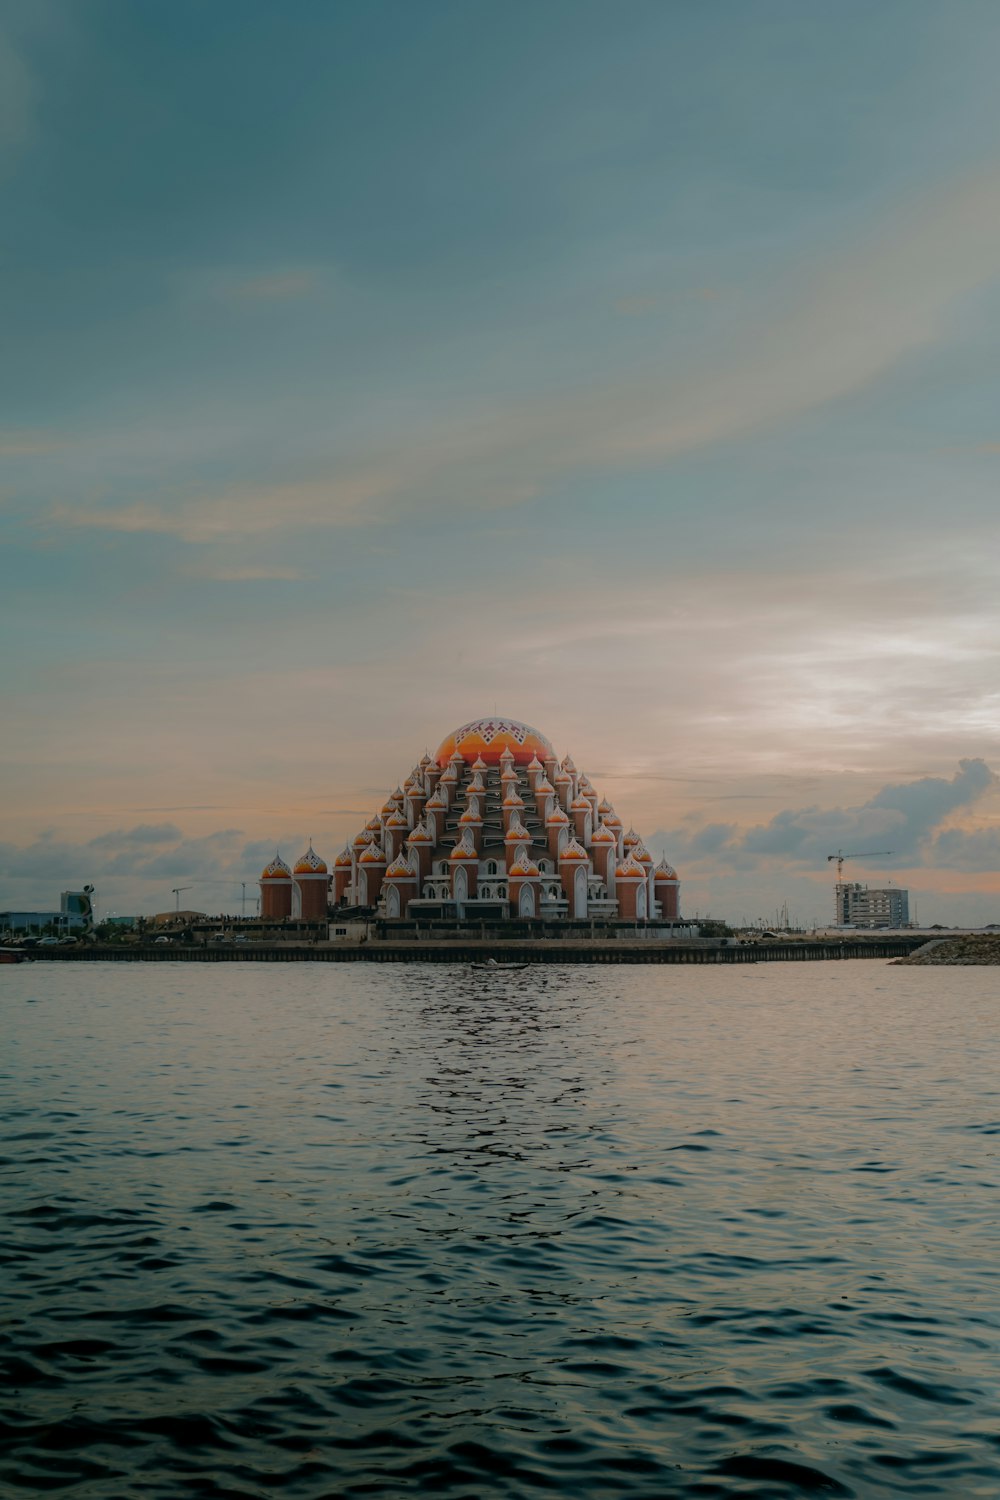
[176,264,330,305]
[187,563,311,582]
[225,268,322,302]
[44,161,1000,544]
[0,430,65,458]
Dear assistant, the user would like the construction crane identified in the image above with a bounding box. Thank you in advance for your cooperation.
[172,886,193,912]
[826,851,894,882]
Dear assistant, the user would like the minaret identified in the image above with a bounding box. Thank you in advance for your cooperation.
[293,845,329,921]
[260,854,293,920]
[654,859,680,920]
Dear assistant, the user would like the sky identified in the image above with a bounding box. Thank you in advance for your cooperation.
[3,0,1000,927]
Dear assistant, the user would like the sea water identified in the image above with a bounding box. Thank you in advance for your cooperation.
[3,961,999,1497]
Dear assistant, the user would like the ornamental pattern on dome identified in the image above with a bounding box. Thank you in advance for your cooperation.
[434,716,555,768]
[294,846,328,874]
[510,845,540,876]
[261,854,292,879]
[450,831,478,860]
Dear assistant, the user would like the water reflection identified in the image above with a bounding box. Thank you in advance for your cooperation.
[2,962,999,1498]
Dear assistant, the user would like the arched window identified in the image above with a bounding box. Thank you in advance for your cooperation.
[486,860,497,876]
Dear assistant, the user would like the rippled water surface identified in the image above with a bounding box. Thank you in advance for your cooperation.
[3,961,1000,1497]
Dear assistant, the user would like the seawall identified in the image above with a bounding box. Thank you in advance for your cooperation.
[26,937,926,964]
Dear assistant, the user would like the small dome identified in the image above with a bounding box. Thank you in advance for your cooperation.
[616,853,646,879]
[334,847,353,868]
[535,777,555,796]
[407,821,435,843]
[502,786,525,807]
[510,845,540,876]
[359,844,385,864]
[559,838,589,861]
[460,802,483,823]
[655,860,679,880]
[261,854,292,880]
[366,816,383,833]
[570,795,591,810]
[632,844,653,865]
[353,829,375,849]
[385,811,409,828]
[553,769,572,785]
[591,824,616,843]
[294,846,328,875]
[546,805,570,825]
[449,832,478,861]
[505,818,532,841]
[385,854,416,879]
[471,755,488,771]
[425,791,448,810]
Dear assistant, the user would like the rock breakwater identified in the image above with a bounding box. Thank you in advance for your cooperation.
[896,934,1000,965]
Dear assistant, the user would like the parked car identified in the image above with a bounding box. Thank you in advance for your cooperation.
[39,936,61,947]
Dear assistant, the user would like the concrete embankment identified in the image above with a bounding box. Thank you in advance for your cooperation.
[28,936,925,964]
[894,934,1000,965]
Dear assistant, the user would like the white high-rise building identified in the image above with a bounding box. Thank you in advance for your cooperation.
[836,883,909,928]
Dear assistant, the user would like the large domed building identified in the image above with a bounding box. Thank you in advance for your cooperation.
[322,716,680,926]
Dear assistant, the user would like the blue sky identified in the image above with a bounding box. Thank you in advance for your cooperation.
[3,0,1000,924]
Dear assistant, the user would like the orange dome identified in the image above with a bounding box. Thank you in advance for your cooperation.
[359,844,385,864]
[334,848,353,868]
[505,819,532,841]
[655,861,679,880]
[591,824,616,843]
[559,838,589,861]
[385,854,416,879]
[294,846,328,875]
[510,845,540,876]
[434,716,555,769]
[261,854,292,880]
[449,833,479,860]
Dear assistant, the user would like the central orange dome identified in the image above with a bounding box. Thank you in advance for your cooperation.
[434,716,555,768]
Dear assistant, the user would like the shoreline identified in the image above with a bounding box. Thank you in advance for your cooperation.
[21,936,926,965]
